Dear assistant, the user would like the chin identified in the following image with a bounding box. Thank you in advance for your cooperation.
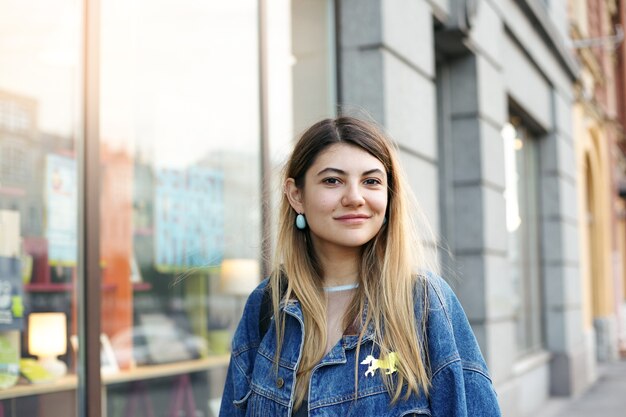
[335,234,378,248]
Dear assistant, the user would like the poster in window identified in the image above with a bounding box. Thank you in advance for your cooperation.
[45,154,77,265]
[0,257,24,332]
[154,167,224,271]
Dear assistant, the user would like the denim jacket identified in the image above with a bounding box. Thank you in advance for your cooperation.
[219,275,502,417]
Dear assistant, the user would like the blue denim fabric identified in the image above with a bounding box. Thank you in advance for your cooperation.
[219,275,502,417]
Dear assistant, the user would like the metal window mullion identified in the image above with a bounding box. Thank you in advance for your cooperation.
[258,0,271,277]
[79,0,102,415]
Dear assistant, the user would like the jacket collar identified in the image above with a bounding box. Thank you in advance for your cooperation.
[281,296,376,351]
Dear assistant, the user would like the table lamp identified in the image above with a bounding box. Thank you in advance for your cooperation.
[28,312,68,378]
[219,258,260,296]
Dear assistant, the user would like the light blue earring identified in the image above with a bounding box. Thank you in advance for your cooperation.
[383,216,387,225]
[296,213,307,230]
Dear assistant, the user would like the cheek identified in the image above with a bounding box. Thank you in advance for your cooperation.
[373,194,388,214]
[303,193,335,214]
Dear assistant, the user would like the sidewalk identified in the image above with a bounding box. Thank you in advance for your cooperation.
[535,360,626,417]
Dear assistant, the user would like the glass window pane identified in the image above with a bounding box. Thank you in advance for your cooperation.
[0,0,82,415]
[99,1,260,416]
[503,119,543,356]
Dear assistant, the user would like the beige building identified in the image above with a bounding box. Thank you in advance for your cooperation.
[570,0,626,367]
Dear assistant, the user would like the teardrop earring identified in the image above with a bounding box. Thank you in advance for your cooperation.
[295,213,307,230]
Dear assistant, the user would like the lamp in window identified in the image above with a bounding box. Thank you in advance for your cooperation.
[28,312,67,378]
[219,258,260,296]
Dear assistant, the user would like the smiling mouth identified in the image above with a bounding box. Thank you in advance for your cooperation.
[334,215,371,222]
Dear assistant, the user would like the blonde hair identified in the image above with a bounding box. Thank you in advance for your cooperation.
[270,117,439,409]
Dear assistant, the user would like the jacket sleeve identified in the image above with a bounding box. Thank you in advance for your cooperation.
[426,276,502,417]
[219,355,249,417]
[219,280,269,417]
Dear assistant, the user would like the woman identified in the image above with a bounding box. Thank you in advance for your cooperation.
[219,117,501,416]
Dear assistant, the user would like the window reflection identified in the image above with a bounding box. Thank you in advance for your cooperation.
[100,0,261,415]
[0,0,81,415]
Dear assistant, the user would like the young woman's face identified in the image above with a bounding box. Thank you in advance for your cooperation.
[286,143,388,255]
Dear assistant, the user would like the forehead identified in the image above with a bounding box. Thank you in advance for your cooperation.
[309,143,385,173]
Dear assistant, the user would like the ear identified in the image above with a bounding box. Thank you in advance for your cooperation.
[284,178,304,214]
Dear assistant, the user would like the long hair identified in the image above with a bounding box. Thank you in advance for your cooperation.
[269,116,438,408]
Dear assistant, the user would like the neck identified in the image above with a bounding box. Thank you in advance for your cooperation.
[313,242,360,287]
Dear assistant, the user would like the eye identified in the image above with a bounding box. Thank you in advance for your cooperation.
[364,178,383,186]
[322,177,341,185]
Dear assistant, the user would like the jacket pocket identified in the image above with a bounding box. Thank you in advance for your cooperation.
[232,389,252,409]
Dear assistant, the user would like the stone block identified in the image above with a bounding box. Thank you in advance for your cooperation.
[516,357,550,416]
[540,134,576,180]
[453,185,484,251]
[450,54,479,115]
[550,344,595,396]
[339,0,382,48]
[451,254,487,321]
[500,0,573,95]
[540,175,562,220]
[496,382,520,417]
[450,117,505,189]
[485,318,517,383]
[477,55,506,126]
[553,89,574,141]
[480,120,506,190]
[383,50,437,160]
[543,262,582,308]
[502,33,551,130]
[540,174,577,223]
[559,176,579,223]
[381,0,434,77]
[483,185,508,253]
[451,117,482,183]
[541,219,579,264]
[340,48,385,123]
[545,307,583,352]
[561,220,580,264]
[485,253,516,320]
[470,0,503,65]
[399,152,439,238]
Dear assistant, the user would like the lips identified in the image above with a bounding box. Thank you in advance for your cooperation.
[335,214,370,220]
[334,214,371,223]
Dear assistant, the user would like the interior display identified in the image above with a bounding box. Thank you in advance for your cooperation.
[0,331,20,389]
[27,312,67,378]
[219,258,260,295]
[134,313,206,365]
[18,358,53,385]
[99,334,119,375]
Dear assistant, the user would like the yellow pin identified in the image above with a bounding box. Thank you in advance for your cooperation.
[360,352,398,377]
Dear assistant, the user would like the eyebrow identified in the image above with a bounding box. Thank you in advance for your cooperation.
[316,167,385,176]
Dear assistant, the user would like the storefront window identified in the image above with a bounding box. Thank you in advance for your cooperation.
[0,0,82,415]
[502,118,544,356]
[0,0,335,415]
[99,1,260,415]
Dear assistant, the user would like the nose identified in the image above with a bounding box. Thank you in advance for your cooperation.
[341,182,365,207]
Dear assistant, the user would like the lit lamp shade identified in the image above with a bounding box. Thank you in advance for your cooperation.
[28,312,68,378]
[219,259,260,296]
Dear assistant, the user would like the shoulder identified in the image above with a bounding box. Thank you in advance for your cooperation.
[230,278,270,355]
[418,272,491,379]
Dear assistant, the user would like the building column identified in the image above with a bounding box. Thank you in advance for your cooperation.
[338,0,440,239]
